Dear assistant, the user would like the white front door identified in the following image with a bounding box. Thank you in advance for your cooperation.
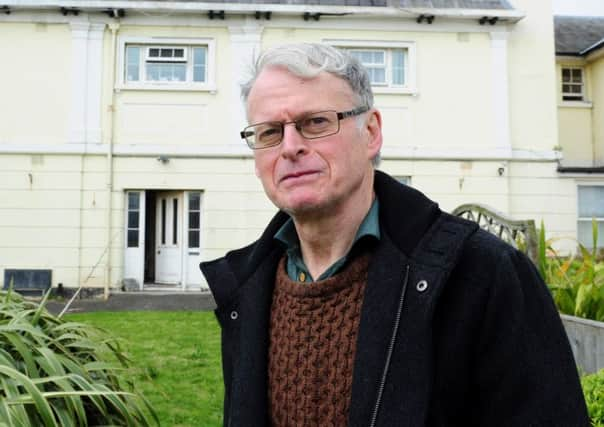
[155,191,183,285]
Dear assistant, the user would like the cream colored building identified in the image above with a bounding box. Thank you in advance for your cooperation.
[0,0,579,295]
[555,15,604,249]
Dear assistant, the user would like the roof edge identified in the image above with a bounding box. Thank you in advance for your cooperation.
[581,37,604,56]
[1,0,526,21]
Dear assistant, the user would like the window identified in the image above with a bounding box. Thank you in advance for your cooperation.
[325,40,416,94]
[562,67,585,101]
[119,37,215,90]
[127,192,141,248]
[577,186,604,249]
[395,176,412,186]
[188,192,201,249]
[348,49,407,87]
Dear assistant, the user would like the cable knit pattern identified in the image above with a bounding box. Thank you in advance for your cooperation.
[268,253,370,427]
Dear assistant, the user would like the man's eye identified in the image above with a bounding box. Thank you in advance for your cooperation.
[309,116,329,125]
[302,116,331,131]
[258,126,281,141]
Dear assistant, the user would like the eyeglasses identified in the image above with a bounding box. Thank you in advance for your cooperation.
[240,106,369,150]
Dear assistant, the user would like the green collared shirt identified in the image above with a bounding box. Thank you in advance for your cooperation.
[274,199,380,283]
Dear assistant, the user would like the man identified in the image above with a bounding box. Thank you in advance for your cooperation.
[200,44,588,427]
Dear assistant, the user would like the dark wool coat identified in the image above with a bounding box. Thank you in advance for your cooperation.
[200,171,589,427]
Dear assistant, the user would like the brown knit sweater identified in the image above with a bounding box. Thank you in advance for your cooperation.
[268,253,370,427]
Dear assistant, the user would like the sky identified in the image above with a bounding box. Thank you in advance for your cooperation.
[552,0,604,16]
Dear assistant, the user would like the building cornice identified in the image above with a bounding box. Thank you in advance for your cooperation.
[1,0,526,22]
[0,143,560,162]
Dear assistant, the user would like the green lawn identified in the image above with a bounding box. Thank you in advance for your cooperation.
[66,311,223,427]
[67,311,603,426]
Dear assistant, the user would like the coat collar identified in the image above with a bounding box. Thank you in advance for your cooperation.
[213,170,441,293]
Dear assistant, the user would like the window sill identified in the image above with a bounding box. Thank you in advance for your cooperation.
[373,87,418,96]
[559,100,593,109]
[115,83,217,93]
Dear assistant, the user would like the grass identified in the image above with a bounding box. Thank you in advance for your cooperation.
[67,310,603,426]
[65,311,223,427]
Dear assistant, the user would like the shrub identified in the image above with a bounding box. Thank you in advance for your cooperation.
[0,288,158,426]
[539,219,604,321]
[582,369,604,426]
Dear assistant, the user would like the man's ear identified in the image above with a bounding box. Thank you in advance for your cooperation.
[365,109,383,160]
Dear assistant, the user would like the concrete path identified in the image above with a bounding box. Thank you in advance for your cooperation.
[45,291,217,315]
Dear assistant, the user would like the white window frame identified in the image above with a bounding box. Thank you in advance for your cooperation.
[561,66,585,102]
[577,183,604,249]
[117,37,216,92]
[324,39,417,95]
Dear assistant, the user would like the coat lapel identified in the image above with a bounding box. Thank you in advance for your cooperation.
[348,233,409,426]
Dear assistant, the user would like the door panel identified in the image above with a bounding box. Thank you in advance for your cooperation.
[155,191,182,285]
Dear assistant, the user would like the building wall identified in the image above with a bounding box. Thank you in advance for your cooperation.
[508,0,559,153]
[556,59,596,167]
[0,1,579,289]
[0,22,70,145]
[592,54,604,165]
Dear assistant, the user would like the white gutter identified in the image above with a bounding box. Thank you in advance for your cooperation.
[1,0,526,22]
[104,22,119,300]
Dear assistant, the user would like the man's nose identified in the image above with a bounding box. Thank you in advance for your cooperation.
[280,123,308,158]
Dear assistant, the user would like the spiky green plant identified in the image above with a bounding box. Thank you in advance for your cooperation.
[0,284,158,426]
[539,219,604,321]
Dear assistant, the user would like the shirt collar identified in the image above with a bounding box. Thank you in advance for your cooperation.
[274,198,380,253]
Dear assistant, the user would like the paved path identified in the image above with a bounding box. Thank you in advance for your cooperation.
[45,291,217,315]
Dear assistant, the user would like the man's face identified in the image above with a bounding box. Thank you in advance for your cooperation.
[246,66,382,219]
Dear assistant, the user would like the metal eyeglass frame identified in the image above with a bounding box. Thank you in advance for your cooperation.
[240,106,369,150]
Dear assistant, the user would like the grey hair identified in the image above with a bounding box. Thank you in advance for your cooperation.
[241,43,380,167]
[241,43,374,112]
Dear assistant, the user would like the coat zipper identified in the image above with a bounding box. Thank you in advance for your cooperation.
[369,264,411,427]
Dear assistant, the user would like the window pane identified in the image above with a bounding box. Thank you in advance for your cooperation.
[189,192,200,210]
[562,68,570,81]
[189,212,200,229]
[371,68,386,84]
[160,48,172,58]
[395,176,411,186]
[572,69,582,82]
[392,50,405,86]
[127,230,139,248]
[127,65,139,82]
[562,84,571,93]
[128,211,139,229]
[372,51,385,64]
[174,48,185,58]
[174,64,186,81]
[146,63,187,82]
[149,48,159,57]
[571,85,581,93]
[193,48,207,82]
[578,186,604,217]
[128,192,140,210]
[173,198,178,245]
[577,220,604,248]
[189,230,200,248]
[161,199,166,244]
[126,47,140,82]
